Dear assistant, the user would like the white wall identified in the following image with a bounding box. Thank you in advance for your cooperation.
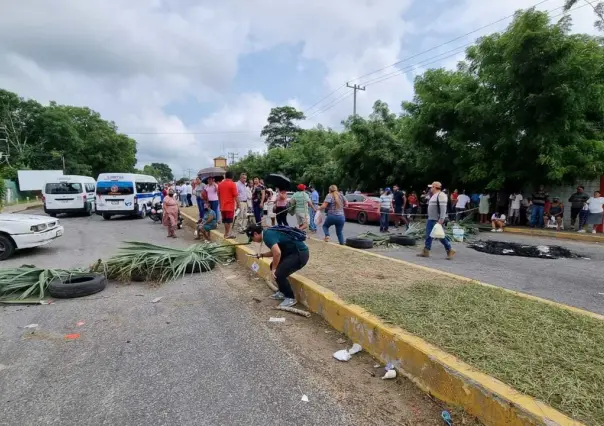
[17,170,64,191]
[544,179,601,227]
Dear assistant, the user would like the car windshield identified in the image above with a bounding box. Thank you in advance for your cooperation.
[45,183,82,194]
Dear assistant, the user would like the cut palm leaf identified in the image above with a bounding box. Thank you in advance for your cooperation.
[0,266,93,300]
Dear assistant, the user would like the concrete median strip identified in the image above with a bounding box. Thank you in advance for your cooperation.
[181,212,587,426]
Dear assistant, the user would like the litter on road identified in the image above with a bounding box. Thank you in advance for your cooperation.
[23,324,38,329]
[333,343,363,361]
[382,369,397,380]
[64,333,80,340]
[301,395,309,402]
[76,321,85,326]
[269,317,285,323]
[151,297,163,303]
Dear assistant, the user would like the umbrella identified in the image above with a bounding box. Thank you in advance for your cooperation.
[201,175,224,184]
[264,173,291,191]
[197,167,226,182]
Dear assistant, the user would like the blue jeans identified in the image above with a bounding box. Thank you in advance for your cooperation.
[530,205,544,228]
[252,201,263,224]
[196,195,205,219]
[424,219,452,252]
[380,208,390,231]
[309,205,318,231]
[323,214,345,245]
[209,200,219,222]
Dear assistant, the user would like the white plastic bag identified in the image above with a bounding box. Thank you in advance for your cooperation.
[314,210,325,227]
[430,223,446,239]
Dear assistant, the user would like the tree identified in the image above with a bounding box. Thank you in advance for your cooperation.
[260,106,306,149]
[564,0,604,31]
[149,163,173,182]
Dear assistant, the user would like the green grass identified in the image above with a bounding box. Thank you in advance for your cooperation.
[349,281,604,425]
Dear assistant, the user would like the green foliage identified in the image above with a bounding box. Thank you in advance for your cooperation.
[260,106,306,149]
[137,163,174,182]
[0,266,90,301]
[234,9,604,193]
[0,89,137,177]
[0,178,5,207]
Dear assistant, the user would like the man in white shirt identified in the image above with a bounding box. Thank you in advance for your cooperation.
[184,181,193,207]
[454,190,471,221]
[509,192,523,225]
[491,212,506,232]
[235,173,249,232]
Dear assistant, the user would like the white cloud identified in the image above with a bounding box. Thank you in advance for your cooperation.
[0,0,599,176]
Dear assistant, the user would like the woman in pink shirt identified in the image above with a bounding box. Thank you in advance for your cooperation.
[205,177,220,223]
[274,188,288,226]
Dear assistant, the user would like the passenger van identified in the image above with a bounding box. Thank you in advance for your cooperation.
[95,173,161,220]
[42,175,96,217]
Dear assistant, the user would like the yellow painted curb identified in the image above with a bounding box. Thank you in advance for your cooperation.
[504,227,604,244]
[182,212,584,426]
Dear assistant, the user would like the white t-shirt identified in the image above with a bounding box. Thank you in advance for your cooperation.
[380,194,393,210]
[510,194,523,209]
[455,194,471,209]
[491,213,506,221]
[587,197,604,214]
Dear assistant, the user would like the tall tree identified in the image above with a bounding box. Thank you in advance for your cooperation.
[260,106,306,149]
[149,163,173,182]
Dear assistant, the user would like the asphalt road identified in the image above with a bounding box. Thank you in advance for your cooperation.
[305,216,604,315]
[0,210,356,426]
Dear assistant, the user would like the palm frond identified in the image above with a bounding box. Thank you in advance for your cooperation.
[104,241,236,283]
[0,266,91,300]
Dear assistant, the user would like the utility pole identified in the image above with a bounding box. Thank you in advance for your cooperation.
[227,152,238,165]
[346,82,366,116]
[182,168,194,179]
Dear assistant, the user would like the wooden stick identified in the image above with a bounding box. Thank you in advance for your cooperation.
[276,306,311,317]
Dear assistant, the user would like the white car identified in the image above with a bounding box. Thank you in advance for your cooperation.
[0,214,64,260]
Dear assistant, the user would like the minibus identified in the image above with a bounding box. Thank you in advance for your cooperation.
[42,175,96,217]
[95,173,161,220]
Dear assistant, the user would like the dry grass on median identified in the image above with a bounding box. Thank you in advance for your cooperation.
[182,209,604,424]
[349,281,604,426]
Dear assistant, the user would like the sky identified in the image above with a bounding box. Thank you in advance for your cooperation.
[0,0,599,178]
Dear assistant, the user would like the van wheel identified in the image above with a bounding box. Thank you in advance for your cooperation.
[0,234,16,261]
[139,207,147,219]
[84,204,92,216]
[49,213,57,218]
[357,211,368,225]
[102,213,112,220]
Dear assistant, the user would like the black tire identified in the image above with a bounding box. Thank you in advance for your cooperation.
[389,235,417,246]
[48,273,107,298]
[345,237,374,249]
[102,213,112,220]
[0,234,16,261]
[84,204,92,216]
[139,207,147,219]
[47,211,57,218]
[357,211,368,225]
[185,260,216,273]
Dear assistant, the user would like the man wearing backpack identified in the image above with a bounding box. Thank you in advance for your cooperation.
[245,224,309,308]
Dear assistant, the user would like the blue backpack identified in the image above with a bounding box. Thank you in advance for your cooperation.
[269,225,307,242]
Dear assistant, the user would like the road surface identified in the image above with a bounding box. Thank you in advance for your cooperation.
[0,210,446,426]
[304,216,604,315]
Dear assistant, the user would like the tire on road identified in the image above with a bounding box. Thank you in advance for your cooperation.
[102,213,112,220]
[185,260,216,273]
[357,211,368,225]
[345,237,373,249]
[389,235,417,246]
[0,234,16,261]
[48,273,107,298]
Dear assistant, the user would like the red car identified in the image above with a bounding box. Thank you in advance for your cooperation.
[344,193,384,224]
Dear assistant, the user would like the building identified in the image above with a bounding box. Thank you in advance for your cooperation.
[213,156,227,168]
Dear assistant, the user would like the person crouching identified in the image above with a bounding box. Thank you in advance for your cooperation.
[491,211,506,232]
[196,200,217,241]
[245,224,309,308]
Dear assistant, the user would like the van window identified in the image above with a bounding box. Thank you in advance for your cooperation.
[96,181,134,195]
[85,183,95,192]
[136,182,154,193]
[45,183,82,194]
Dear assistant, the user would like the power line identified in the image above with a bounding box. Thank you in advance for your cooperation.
[346,83,366,116]
[347,0,554,85]
[306,92,353,120]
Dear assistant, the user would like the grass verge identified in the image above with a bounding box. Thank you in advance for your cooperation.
[349,281,604,426]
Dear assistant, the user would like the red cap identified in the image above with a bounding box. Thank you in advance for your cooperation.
[297,183,306,191]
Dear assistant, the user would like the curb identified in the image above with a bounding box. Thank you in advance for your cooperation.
[504,226,604,244]
[181,212,584,426]
[0,202,43,214]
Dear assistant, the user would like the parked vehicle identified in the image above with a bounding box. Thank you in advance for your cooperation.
[0,214,64,260]
[42,175,96,217]
[95,173,161,220]
[343,193,385,224]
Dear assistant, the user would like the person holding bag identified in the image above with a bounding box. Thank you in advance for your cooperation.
[417,181,455,260]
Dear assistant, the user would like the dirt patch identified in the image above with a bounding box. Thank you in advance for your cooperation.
[216,262,479,426]
[468,240,582,259]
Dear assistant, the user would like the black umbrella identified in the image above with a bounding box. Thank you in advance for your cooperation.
[264,173,291,190]
[201,175,224,184]
[197,167,226,184]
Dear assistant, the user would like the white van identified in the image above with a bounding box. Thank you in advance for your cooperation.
[42,175,96,217]
[95,173,161,220]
